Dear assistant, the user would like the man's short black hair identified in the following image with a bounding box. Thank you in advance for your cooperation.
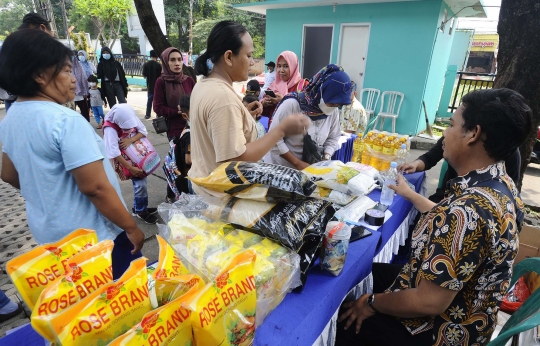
[19,12,52,32]
[461,88,532,161]
[242,95,258,104]
[0,30,73,96]
[149,50,158,58]
[87,75,98,83]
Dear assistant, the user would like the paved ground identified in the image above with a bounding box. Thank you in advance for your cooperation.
[0,91,539,336]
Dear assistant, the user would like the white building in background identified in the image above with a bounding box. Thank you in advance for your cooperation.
[127,0,167,55]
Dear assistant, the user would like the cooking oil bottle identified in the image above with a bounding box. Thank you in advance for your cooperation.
[370,134,385,170]
[361,132,374,165]
[379,135,395,171]
[351,134,364,163]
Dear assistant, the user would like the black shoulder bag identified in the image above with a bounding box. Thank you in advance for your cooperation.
[152,78,170,134]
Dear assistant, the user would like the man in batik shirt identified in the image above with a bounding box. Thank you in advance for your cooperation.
[336,88,532,346]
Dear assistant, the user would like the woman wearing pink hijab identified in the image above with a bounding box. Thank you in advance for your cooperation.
[261,51,308,119]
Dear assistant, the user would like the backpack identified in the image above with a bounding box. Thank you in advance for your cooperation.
[102,121,161,180]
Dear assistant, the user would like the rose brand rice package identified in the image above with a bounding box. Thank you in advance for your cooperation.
[50,257,151,346]
[6,228,98,309]
[184,250,257,346]
[108,285,199,346]
[152,236,204,306]
[31,240,114,342]
[190,161,316,202]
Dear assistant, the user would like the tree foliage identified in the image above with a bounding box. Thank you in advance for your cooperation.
[72,0,133,51]
[494,0,540,190]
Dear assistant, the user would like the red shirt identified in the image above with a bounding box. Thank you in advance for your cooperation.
[153,77,196,138]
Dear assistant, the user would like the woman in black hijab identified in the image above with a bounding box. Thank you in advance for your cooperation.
[96,47,128,107]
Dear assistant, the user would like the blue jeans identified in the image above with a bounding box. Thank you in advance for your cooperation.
[132,177,148,213]
[91,106,105,124]
[4,99,14,112]
[146,92,154,118]
[0,290,10,309]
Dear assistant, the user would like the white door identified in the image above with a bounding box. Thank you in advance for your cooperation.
[338,24,370,90]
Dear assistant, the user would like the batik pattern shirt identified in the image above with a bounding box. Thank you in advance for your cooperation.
[386,162,524,345]
[339,97,367,134]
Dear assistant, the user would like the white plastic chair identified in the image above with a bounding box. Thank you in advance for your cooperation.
[373,91,404,133]
[359,88,381,121]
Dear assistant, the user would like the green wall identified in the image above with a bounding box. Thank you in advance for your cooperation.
[417,1,455,133]
[265,0,444,135]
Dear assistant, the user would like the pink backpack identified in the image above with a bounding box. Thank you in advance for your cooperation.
[102,121,161,180]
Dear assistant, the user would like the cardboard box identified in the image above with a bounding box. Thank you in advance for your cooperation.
[514,225,540,265]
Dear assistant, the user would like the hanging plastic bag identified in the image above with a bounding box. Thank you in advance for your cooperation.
[31,240,114,342]
[49,258,151,346]
[302,133,324,164]
[6,229,98,310]
[189,161,316,202]
[500,277,531,314]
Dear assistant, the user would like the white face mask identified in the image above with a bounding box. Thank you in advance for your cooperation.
[89,82,97,87]
[318,97,337,115]
[78,55,86,62]
[318,86,338,115]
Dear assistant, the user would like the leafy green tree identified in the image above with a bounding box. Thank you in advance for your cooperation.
[0,0,34,37]
[72,0,133,52]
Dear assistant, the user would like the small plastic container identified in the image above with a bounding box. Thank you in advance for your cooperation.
[320,221,352,276]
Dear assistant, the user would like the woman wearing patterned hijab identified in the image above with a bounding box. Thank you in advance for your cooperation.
[77,50,96,77]
[263,64,354,169]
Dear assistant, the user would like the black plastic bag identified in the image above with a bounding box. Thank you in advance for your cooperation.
[302,134,324,164]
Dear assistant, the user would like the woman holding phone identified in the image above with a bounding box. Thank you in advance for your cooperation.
[261,51,308,121]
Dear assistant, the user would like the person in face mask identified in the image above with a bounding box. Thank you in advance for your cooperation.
[96,47,128,108]
[78,50,97,78]
[263,64,354,170]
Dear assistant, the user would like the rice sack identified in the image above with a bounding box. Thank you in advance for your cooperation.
[31,240,114,342]
[6,228,98,309]
[108,285,198,346]
[190,161,316,202]
[302,160,360,194]
[50,258,151,346]
[183,250,257,346]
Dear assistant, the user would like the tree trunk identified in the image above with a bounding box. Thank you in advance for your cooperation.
[494,0,540,191]
[133,0,171,56]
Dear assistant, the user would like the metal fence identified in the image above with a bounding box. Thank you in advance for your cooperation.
[89,53,151,77]
[449,72,495,112]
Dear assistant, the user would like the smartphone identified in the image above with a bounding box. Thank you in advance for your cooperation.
[265,89,276,98]
[349,226,372,243]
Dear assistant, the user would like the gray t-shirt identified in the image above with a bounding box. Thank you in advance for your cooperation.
[89,88,104,107]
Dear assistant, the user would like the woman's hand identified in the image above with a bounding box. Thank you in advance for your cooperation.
[277,113,311,137]
[294,160,310,171]
[119,138,133,149]
[125,227,145,254]
[388,174,413,199]
[248,101,263,118]
[128,166,145,178]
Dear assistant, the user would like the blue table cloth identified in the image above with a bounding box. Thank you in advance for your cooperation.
[332,134,356,163]
[254,171,425,346]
